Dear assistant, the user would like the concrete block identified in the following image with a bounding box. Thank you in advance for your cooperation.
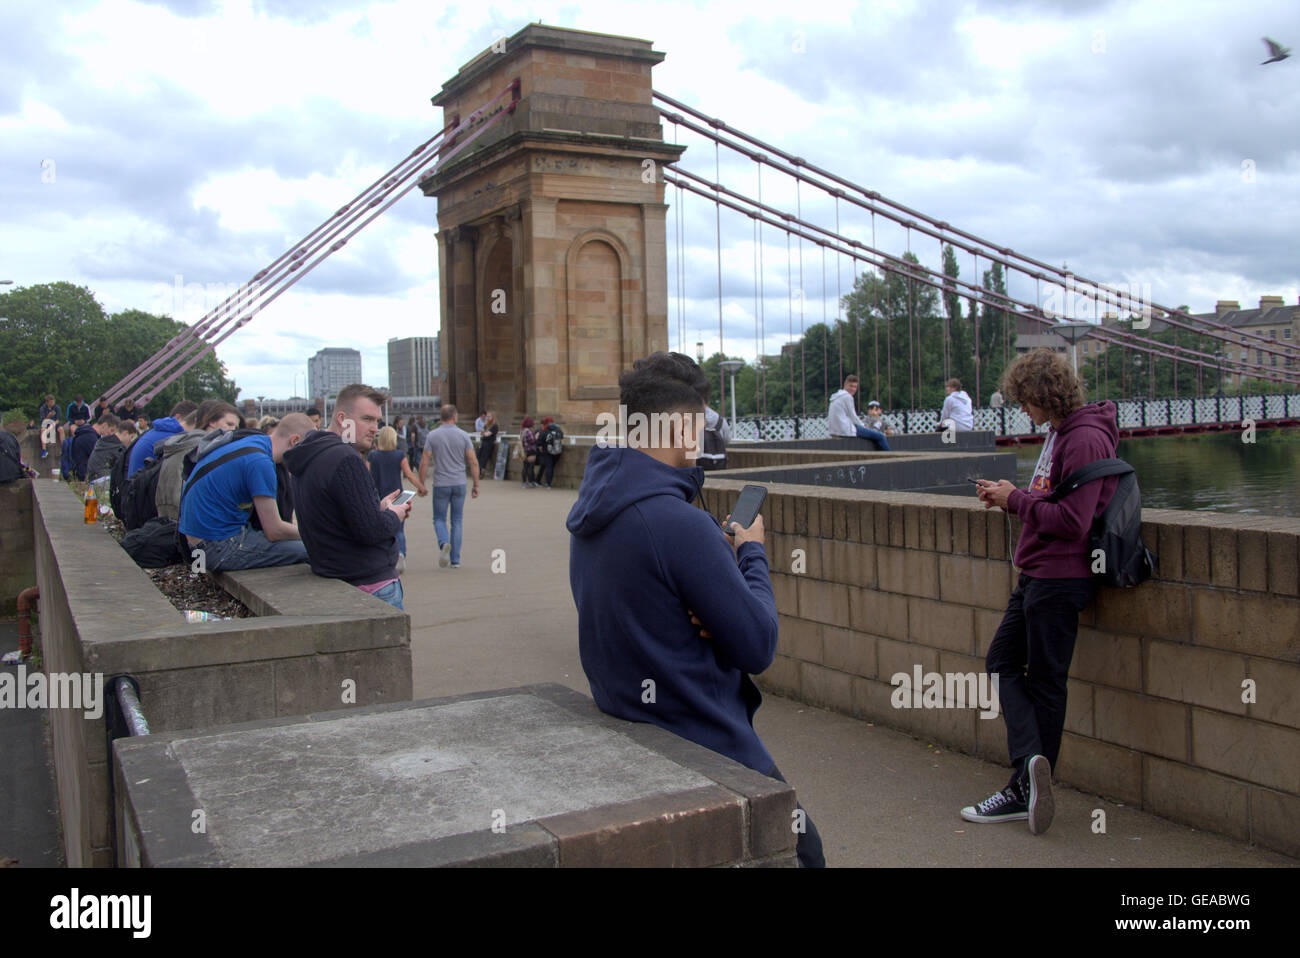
[874,636,939,682]
[851,676,896,724]
[1156,523,1183,581]
[1209,527,1238,590]
[887,504,905,548]
[1192,591,1300,659]
[917,505,937,552]
[933,506,953,554]
[1191,708,1300,794]
[1142,756,1250,843]
[796,578,850,628]
[1267,530,1299,596]
[974,607,1008,659]
[1054,733,1144,805]
[986,509,1008,561]
[937,554,1012,610]
[758,654,801,698]
[776,615,822,665]
[1070,628,1142,691]
[1237,529,1268,592]
[822,626,874,679]
[907,596,975,654]
[1250,786,1300,859]
[1093,687,1189,762]
[1064,678,1094,737]
[1183,525,1211,584]
[904,507,920,550]
[1145,641,1247,716]
[849,588,909,642]
[876,546,940,599]
[799,662,854,716]
[770,573,798,616]
[975,708,1011,765]
[951,508,970,555]
[1093,582,1191,643]
[1245,657,1300,730]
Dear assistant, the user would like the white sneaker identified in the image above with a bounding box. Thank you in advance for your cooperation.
[438,542,450,568]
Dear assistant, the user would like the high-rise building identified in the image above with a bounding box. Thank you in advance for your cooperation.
[308,348,363,401]
[387,336,439,397]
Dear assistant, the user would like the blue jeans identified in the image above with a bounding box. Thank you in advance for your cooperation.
[198,526,309,571]
[854,424,891,450]
[432,484,466,565]
[366,578,404,610]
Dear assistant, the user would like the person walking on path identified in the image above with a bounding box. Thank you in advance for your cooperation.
[419,404,479,569]
[476,411,499,480]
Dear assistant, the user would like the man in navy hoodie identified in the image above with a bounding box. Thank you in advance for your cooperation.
[284,383,411,609]
[965,348,1119,835]
[568,351,825,867]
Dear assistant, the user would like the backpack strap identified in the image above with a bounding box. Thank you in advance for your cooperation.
[1045,458,1133,503]
[180,446,267,505]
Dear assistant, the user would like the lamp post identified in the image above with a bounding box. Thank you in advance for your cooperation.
[1052,321,1092,377]
[257,395,265,420]
[719,360,744,431]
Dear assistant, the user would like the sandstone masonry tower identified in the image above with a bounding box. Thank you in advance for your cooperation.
[421,25,684,428]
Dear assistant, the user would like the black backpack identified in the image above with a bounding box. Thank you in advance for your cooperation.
[109,433,143,518]
[120,452,165,531]
[1045,458,1156,588]
[543,424,564,456]
[120,516,187,569]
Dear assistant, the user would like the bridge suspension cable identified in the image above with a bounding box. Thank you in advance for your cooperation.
[661,170,1298,389]
[104,79,521,408]
[653,90,1297,376]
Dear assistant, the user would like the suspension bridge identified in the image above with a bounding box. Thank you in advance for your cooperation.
[100,26,1300,439]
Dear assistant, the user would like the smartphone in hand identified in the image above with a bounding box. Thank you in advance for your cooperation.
[392,490,416,507]
[723,484,767,536]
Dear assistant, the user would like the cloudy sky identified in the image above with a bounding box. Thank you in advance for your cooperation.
[3,0,1297,402]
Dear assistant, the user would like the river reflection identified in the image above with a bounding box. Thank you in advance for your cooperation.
[1014,429,1300,518]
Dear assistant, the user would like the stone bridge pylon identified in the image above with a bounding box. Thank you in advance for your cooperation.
[422,24,684,429]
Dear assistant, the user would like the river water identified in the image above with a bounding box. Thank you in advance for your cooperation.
[1014,428,1300,519]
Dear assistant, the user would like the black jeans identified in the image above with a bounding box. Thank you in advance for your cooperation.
[986,573,1097,774]
[767,764,826,868]
[538,451,557,486]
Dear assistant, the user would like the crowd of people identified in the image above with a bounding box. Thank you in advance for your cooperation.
[7,348,1115,868]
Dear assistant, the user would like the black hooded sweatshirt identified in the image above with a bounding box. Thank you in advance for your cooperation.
[283,429,400,586]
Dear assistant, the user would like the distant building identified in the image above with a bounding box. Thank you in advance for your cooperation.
[1198,297,1299,388]
[387,336,439,397]
[308,348,362,401]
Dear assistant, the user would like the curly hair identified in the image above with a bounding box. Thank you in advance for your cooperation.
[1000,348,1085,422]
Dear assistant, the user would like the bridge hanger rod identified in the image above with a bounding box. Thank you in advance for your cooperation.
[113,80,521,408]
[665,167,1299,382]
[103,112,467,409]
[665,173,1298,387]
[654,92,1289,356]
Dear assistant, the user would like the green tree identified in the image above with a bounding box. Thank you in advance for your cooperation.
[0,283,239,420]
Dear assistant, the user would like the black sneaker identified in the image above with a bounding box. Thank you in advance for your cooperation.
[1026,754,1054,835]
[960,786,1028,824]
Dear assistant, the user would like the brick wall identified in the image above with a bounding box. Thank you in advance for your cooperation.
[697,478,1300,858]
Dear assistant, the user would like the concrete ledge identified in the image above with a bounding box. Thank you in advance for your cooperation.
[113,684,798,868]
[27,480,413,867]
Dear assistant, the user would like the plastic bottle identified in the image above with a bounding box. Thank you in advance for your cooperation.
[84,484,98,523]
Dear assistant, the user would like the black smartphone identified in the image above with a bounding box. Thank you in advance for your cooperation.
[966,477,986,485]
[724,484,767,535]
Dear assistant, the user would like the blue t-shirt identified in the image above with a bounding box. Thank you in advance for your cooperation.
[178,435,278,542]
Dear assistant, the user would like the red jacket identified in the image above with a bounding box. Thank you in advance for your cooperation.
[1006,401,1119,578]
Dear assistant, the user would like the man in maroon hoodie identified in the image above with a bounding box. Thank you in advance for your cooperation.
[962,349,1119,835]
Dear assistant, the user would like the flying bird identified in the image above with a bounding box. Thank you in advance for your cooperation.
[1261,37,1291,64]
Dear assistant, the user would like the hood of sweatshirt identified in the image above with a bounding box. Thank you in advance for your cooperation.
[1054,400,1118,446]
[282,428,352,477]
[146,417,185,439]
[566,444,705,538]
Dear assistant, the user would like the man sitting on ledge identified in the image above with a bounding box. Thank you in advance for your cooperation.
[567,351,825,867]
[828,374,891,450]
[285,384,411,610]
[179,414,312,571]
